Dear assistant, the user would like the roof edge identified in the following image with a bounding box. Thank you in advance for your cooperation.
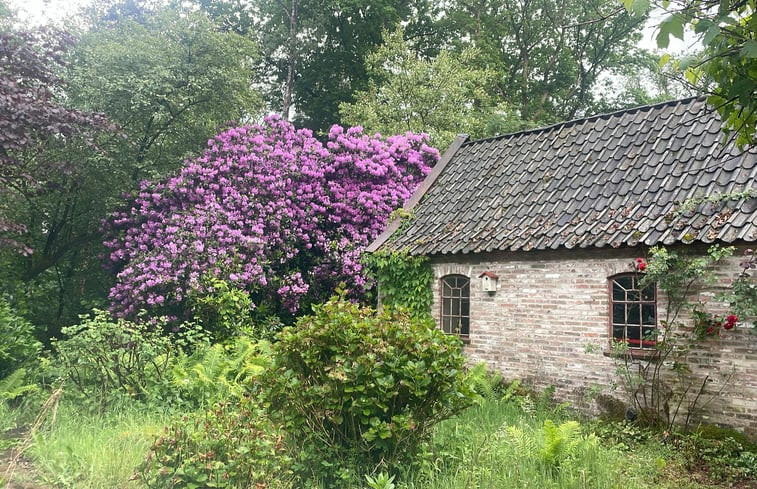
[465,96,704,146]
[366,133,469,253]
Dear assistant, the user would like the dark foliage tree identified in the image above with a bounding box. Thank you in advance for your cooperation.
[0,26,111,255]
[252,0,439,134]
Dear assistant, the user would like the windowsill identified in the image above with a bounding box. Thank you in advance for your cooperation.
[603,348,659,360]
[459,335,470,345]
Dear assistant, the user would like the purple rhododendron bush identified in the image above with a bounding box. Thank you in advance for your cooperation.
[102,116,439,321]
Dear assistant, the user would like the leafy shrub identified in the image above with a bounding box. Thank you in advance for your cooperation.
[53,310,203,408]
[0,297,41,379]
[262,293,473,486]
[140,397,292,489]
[678,430,757,482]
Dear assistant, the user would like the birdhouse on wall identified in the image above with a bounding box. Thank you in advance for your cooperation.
[478,271,499,293]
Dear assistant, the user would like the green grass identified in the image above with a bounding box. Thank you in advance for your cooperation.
[23,402,171,489]
[400,400,651,489]
[2,394,752,488]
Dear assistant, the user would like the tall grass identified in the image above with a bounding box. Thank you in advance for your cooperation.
[404,399,667,489]
[25,402,171,489]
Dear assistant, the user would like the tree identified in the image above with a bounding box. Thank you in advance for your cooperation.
[442,0,648,125]
[340,28,501,148]
[252,0,436,134]
[1,2,263,333]
[102,116,439,321]
[624,0,756,147]
[0,25,112,255]
[67,6,262,181]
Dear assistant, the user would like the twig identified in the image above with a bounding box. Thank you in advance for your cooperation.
[2,385,64,486]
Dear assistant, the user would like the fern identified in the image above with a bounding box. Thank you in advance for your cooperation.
[465,363,504,403]
[540,419,583,466]
[0,368,38,402]
[505,419,598,474]
[504,424,537,456]
[171,337,273,405]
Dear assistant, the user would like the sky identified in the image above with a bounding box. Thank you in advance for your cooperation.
[7,0,91,25]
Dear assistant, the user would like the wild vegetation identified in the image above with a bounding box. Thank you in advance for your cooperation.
[0,0,756,487]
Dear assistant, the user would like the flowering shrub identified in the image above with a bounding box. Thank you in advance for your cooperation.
[692,309,739,339]
[103,116,438,320]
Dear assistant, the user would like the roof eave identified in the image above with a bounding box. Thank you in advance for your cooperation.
[366,133,470,253]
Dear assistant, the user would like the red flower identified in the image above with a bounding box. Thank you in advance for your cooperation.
[637,262,647,271]
[724,315,738,330]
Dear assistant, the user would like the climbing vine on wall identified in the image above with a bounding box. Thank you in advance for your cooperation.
[362,250,433,319]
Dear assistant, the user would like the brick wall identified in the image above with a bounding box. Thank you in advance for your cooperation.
[430,245,757,436]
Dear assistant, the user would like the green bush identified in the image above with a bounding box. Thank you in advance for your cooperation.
[0,297,41,379]
[139,396,292,489]
[53,310,203,408]
[263,293,473,486]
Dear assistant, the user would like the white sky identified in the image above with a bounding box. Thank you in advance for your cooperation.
[6,0,91,25]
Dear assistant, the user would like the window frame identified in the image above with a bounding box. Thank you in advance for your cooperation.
[608,272,658,354]
[440,274,470,340]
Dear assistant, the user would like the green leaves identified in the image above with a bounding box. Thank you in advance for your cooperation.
[742,40,757,59]
[648,1,757,147]
[340,27,496,148]
[263,293,472,484]
[622,0,650,17]
[656,13,686,49]
[362,249,433,319]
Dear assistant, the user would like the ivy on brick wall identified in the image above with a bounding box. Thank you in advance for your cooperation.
[362,250,433,319]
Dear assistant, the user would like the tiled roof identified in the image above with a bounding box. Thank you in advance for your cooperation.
[368,97,757,256]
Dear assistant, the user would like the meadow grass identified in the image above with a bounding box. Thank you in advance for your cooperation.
[1,393,747,488]
[400,399,683,489]
[23,401,171,489]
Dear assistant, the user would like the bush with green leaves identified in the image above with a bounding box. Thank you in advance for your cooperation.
[139,396,292,489]
[263,293,473,486]
[53,310,203,408]
[0,297,41,380]
[678,429,757,482]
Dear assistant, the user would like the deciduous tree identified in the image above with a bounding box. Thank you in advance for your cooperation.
[624,0,757,147]
[340,28,501,148]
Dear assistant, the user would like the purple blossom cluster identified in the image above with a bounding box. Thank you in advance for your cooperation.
[103,116,438,319]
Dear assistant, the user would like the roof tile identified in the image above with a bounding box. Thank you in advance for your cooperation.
[374,98,757,255]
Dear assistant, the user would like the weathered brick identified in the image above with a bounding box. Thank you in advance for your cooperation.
[430,245,757,434]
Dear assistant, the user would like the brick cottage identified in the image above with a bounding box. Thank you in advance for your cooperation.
[367,97,757,434]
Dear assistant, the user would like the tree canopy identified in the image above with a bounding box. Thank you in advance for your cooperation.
[340,28,499,149]
[67,7,262,180]
[0,25,112,254]
[624,0,756,147]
